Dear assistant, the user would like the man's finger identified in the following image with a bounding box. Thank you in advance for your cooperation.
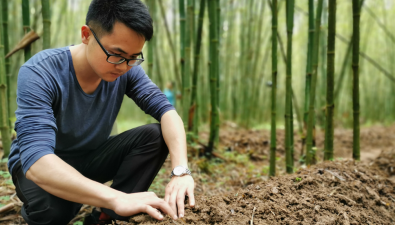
[187,187,195,207]
[145,205,165,220]
[176,187,187,218]
[164,184,173,204]
[169,186,178,217]
[148,198,178,220]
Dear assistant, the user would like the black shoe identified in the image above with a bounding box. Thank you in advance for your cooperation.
[83,209,117,225]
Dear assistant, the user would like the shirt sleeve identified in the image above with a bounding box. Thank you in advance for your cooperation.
[125,66,175,122]
[15,66,57,174]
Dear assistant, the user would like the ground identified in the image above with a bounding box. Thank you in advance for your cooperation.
[0,124,394,224]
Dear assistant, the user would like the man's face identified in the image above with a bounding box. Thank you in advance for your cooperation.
[85,22,146,82]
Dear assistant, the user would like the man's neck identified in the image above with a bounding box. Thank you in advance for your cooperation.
[69,44,102,94]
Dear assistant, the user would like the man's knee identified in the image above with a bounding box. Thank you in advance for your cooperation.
[144,123,162,138]
[143,123,166,143]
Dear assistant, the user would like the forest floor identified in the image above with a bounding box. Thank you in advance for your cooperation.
[0,123,394,224]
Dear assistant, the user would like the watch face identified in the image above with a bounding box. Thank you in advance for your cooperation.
[174,166,185,176]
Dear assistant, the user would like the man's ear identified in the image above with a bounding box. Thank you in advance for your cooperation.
[81,25,91,45]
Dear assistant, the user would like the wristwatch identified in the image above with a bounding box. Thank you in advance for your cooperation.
[170,166,191,178]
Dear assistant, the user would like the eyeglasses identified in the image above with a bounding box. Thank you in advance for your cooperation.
[89,27,144,67]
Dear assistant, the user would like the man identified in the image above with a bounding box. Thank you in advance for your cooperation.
[7,0,195,224]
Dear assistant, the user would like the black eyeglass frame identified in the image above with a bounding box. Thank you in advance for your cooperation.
[88,27,144,67]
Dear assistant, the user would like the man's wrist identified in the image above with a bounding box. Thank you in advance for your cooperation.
[170,165,191,178]
[102,189,123,211]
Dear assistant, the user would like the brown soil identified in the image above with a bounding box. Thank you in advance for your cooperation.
[129,158,395,224]
[1,125,395,224]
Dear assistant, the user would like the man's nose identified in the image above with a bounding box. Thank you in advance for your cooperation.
[115,61,129,71]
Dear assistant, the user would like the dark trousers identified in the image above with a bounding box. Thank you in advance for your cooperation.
[11,124,169,225]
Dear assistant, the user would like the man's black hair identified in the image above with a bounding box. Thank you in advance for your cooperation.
[86,0,153,41]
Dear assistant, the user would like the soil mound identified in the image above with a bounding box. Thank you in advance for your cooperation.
[374,149,395,178]
[131,160,395,224]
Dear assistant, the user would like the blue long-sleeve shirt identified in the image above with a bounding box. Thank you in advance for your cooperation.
[8,46,175,175]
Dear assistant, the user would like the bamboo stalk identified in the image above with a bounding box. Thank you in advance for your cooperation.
[0,0,11,157]
[41,0,50,49]
[147,0,155,85]
[22,0,31,60]
[183,0,192,128]
[189,0,206,133]
[324,0,336,161]
[215,0,220,116]
[275,27,303,137]
[306,0,323,166]
[1,0,10,130]
[285,0,294,173]
[207,0,219,156]
[269,0,277,177]
[352,0,361,161]
[179,0,187,124]
[303,0,314,130]
[318,0,328,125]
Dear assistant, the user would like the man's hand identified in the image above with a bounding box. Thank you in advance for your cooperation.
[112,192,177,220]
[164,175,195,218]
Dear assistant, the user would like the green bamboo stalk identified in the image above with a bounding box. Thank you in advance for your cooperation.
[352,0,361,161]
[318,0,328,125]
[189,0,206,133]
[147,0,155,83]
[2,0,8,76]
[179,0,187,124]
[22,0,31,60]
[285,0,294,173]
[324,0,336,161]
[207,0,219,156]
[306,0,323,166]
[215,0,220,114]
[269,0,277,177]
[275,29,303,137]
[2,0,10,130]
[41,0,50,49]
[303,0,314,129]
[0,0,10,157]
[183,0,192,128]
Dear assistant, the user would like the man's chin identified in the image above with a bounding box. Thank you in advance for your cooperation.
[102,75,119,82]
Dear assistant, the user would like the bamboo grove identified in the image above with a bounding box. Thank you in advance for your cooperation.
[0,0,392,175]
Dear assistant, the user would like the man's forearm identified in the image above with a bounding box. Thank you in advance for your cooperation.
[26,154,121,210]
[160,110,188,168]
